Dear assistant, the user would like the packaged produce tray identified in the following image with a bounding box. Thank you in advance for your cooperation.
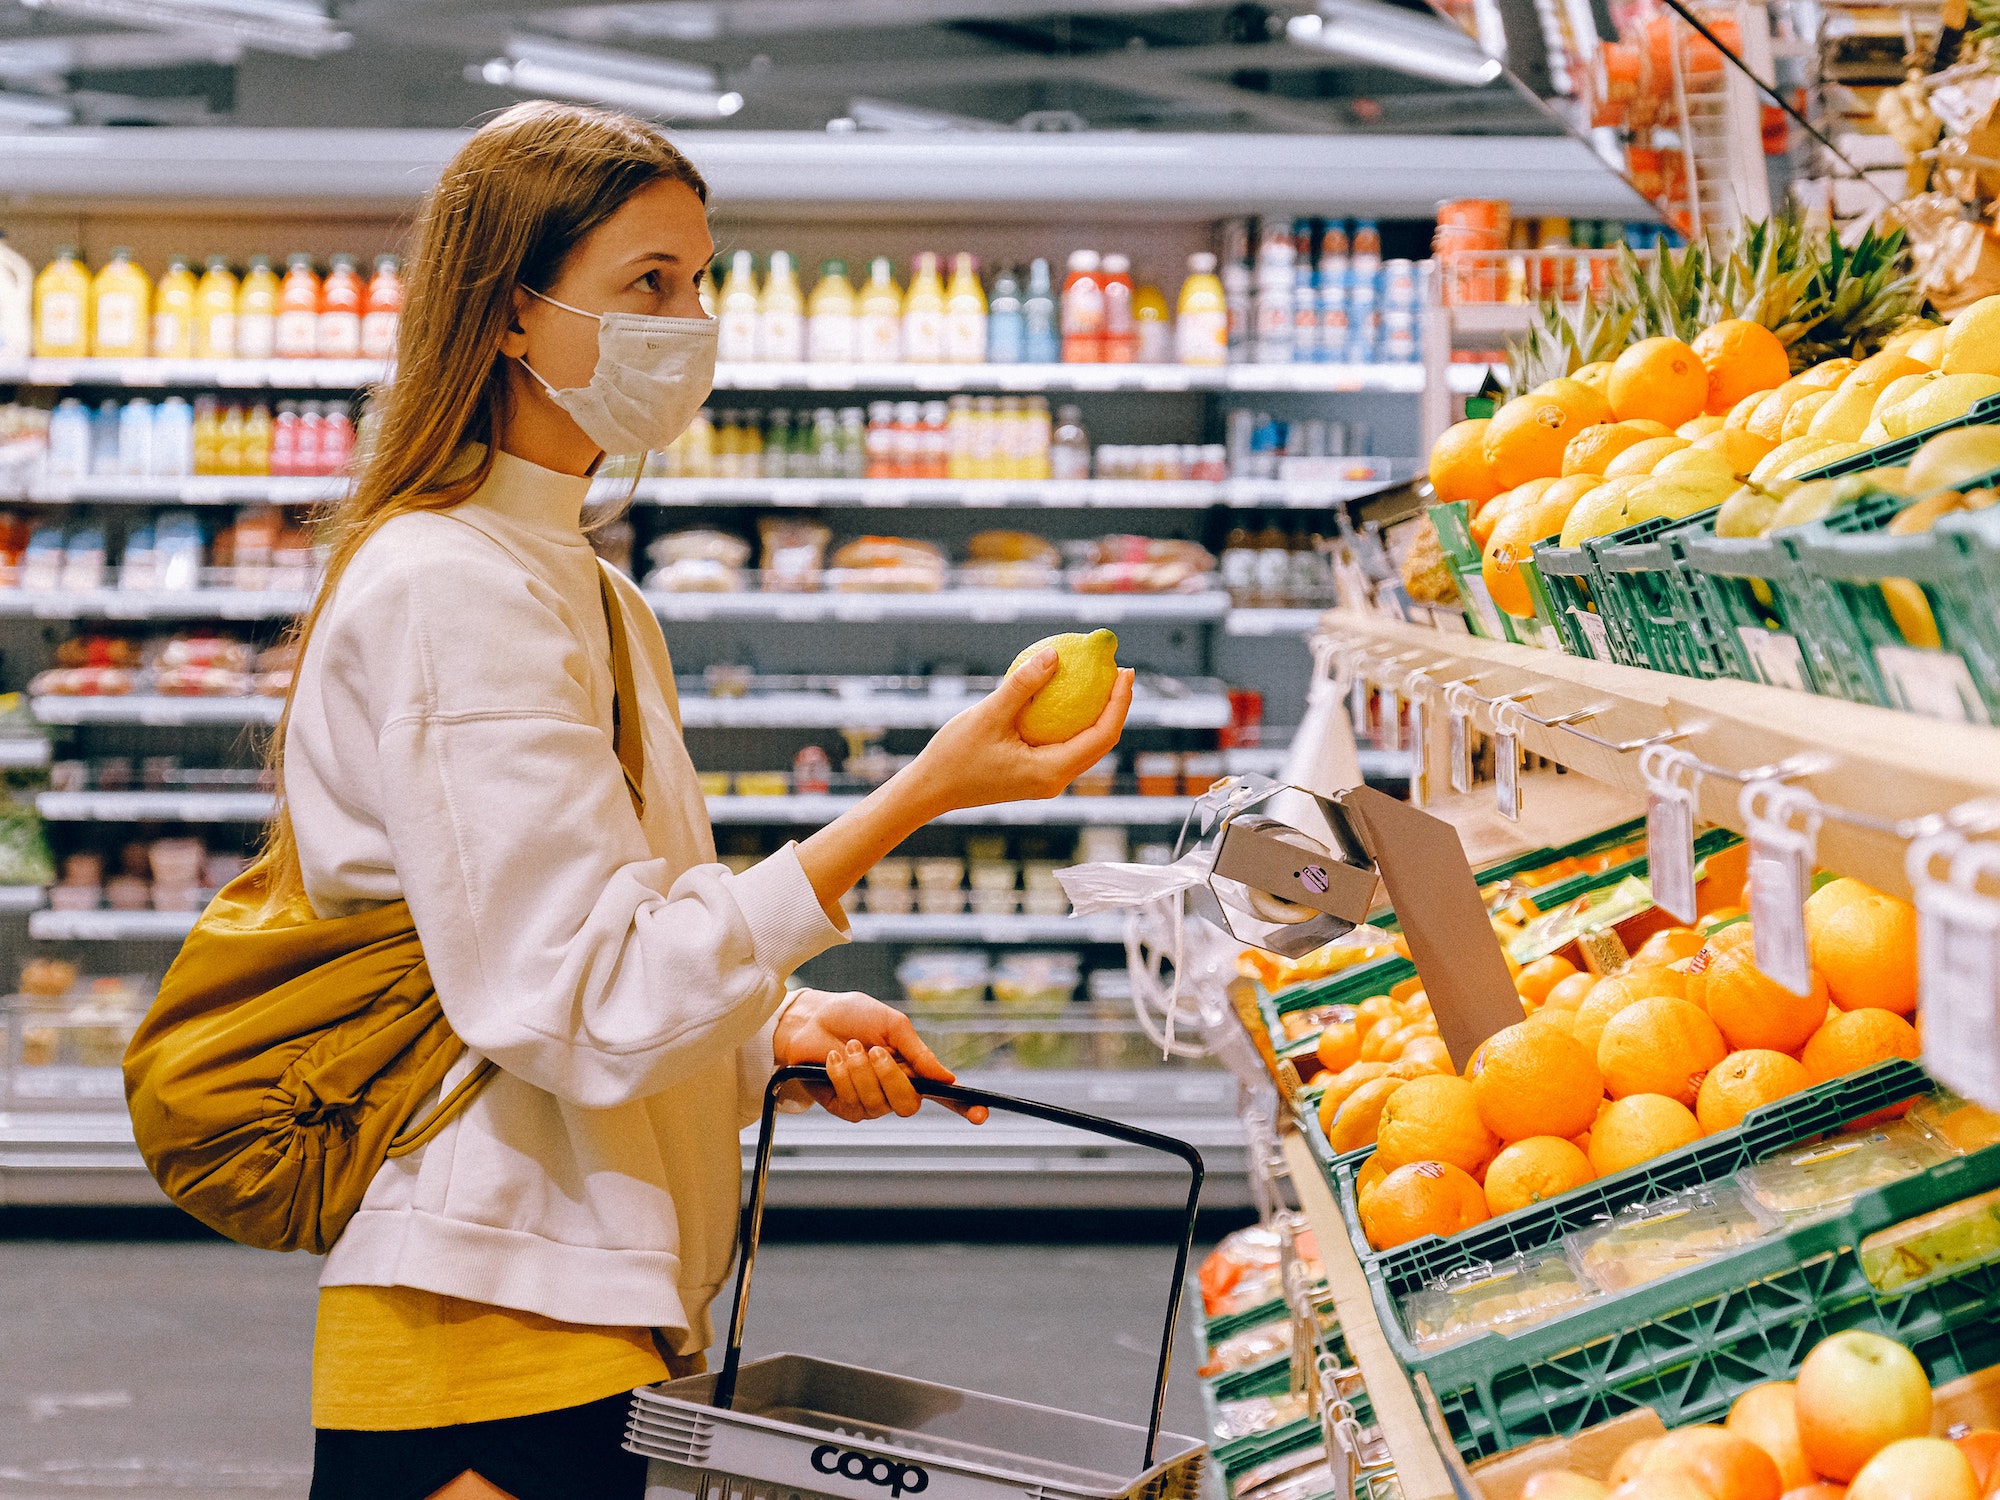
[1337,1061,1963,1462]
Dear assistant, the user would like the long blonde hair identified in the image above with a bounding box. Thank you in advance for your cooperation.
[260,101,707,908]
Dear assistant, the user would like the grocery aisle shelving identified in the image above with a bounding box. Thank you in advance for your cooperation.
[675,690,1233,730]
[646,590,1232,624]
[0,591,313,621]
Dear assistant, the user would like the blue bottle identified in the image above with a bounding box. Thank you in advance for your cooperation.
[1021,258,1058,364]
[987,264,1025,364]
[90,399,122,476]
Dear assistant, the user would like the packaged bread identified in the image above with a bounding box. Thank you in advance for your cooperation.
[757,518,830,592]
[962,529,1060,590]
[646,529,750,593]
[1070,534,1216,594]
[828,535,947,592]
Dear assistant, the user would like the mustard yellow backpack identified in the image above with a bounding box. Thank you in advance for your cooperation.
[124,568,644,1253]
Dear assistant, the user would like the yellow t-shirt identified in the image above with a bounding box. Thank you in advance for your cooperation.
[313,1284,674,1431]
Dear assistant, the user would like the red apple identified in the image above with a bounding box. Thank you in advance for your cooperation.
[1846,1437,1978,1500]
[1795,1332,1934,1481]
[1523,1473,1611,1500]
[1729,1382,1815,1491]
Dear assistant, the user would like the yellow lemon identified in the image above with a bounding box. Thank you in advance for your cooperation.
[1883,320,1941,354]
[1796,358,1858,391]
[1603,435,1690,477]
[1781,390,1836,441]
[1692,427,1775,474]
[1723,389,1769,430]
[1904,425,2000,493]
[1906,326,1948,367]
[1715,485,1781,537]
[1749,435,1836,486]
[1557,476,1645,547]
[1651,447,1738,486]
[1677,414,1727,439]
[1010,629,1120,744]
[1943,297,2000,375]
[1806,384,1880,443]
[1879,372,2000,438]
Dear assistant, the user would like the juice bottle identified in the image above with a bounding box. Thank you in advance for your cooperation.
[715,250,760,362]
[217,402,247,476]
[1175,252,1228,366]
[271,400,299,477]
[900,252,946,363]
[942,252,987,364]
[152,257,197,359]
[320,401,356,472]
[806,259,857,365]
[1021,258,1057,364]
[193,256,239,360]
[0,231,29,364]
[1133,280,1171,364]
[317,253,364,358]
[191,395,221,475]
[1026,395,1052,479]
[296,401,325,475]
[361,254,403,361]
[229,257,274,360]
[856,257,902,364]
[274,254,321,359]
[756,250,805,363]
[90,248,151,359]
[242,402,274,476]
[1100,253,1136,363]
[946,394,974,479]
[986,264,1023,364]
[1060,250,1105,363]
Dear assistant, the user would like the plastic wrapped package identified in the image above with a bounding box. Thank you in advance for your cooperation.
[961,529,1060,590]
[0,805,54,888]
[1568,1184,1780,1292]
[1211,1390,1312,1444]
[1402,1249,1597,1351]
[991,950,1080,1010]
[827,535,947,593]
[1069,535,1216,594]
[1196,1316,1290,1378]
[1861,1186,2000,1292]
[1740,1122,1956,1225]
[757,517,829,592]
[1199,1223,1284,1316]
[1910,1090,2000,1155]
[645,529,751,593]
[895,949,989,1010]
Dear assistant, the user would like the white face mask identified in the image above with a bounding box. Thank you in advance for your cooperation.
[515,287,717,457]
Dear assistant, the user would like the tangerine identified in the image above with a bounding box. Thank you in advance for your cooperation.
[1801,1008,1921,1085]
[1430,417,1504,505]
[1697,1049,1811,1133]
[1642,1425,1784,1500]
[1597,996,1729,1105]
[1355,1153,1390,1215]
[1470,1021,1605,1141]
[1328,1075,1408,1153]
[1317,1061,1390,1125]
[1486,386,1610,488]
[1574,967,1689,1056]
[1393,1036,1454,1075]
[1603,434,1691,477]
[1589,1093,1704,1175]
[1483,1136,1595,1215]
[1633,927,1705,967]
[1361,1160,1490,1249]
[1542,971,1600,1013]
[1953,1428,2000,1493]
[1694,319,1792,415]
[1703,942,1830,1053]
[1316,1020,1361,1073]
[1692,426,1778,475]
[1572,360,1615,391]
[1376,1074,1499,1175]
[1726,1381,1814,1491]
[1804,877,1919,1015]
[1483,485,1587,617]
[1564,421,1667,477]
[1609,336,1710,427]
[1517,953,1581,1005]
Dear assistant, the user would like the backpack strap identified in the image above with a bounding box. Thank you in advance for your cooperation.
[597,565,647,819]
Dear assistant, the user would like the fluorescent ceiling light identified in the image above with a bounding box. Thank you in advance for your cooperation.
[16,0,350,58]
[0,32,243,79]
[1287,1,1504,86]
[473,35,743,118]
[0,91,75,128]
[845,96,1005,132]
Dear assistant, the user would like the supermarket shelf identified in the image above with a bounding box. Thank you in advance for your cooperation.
[623,477,1401,510]
[20,476,346,505]
[0,887,45,912]
[846,913,1124,942]
[677,689,1231,730]
[30,696,281,726]
[0,739,50,769]
[37,791,274,822]
[1223,607,1329,637]
[710,794,1194,825]
[0,1071,1247,1210]
[1320,610,2000,901]
[10,358,384,390]
[30,908,196,941]
[1283,1130,1455,1499]
[648,589,1230,625]
[0,589,312,621]
[1447,304,1536,339]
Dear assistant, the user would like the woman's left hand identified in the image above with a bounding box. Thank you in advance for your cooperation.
[772,988,989,1124]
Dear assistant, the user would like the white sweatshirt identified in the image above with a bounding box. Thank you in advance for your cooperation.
[283,448,848,1347]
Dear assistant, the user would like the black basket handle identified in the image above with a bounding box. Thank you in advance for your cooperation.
[714,1063,1206,1470]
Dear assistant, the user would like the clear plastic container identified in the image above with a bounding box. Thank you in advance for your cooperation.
[1567,1184,1779,1292]
[915,857,966,891]
[895,949,989,1010]
[1401,1248,1596,1352]
[1860,1185,2000,1293]
[991,950,1080,1010]
[1739,1121,1954,1226]
[1910,1090,2000,1156]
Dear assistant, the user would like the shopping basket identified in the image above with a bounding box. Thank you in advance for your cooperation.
[625,1062,1211,1500]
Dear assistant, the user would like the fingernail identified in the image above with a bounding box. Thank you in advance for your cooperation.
[1039,647,1057,666]
[870,1046,890,1061]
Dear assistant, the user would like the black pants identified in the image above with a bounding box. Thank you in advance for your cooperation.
[310,1393,646,1500]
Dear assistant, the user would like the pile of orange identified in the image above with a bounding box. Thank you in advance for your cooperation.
[1315,874,1925,1253]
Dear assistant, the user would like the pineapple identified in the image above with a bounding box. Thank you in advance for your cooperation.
[1504,298,1636,398]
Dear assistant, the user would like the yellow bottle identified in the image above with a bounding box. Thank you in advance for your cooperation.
[152,257,197,359]
[901,252,946,364]
[716,250,760,363]
[756,250,805,363]
[32,245,91,358]
[242,402,273,476]
[235,255,280,360]
[1133,282,1171,364]
[217,402,247,476]
[943,252,987,364]
[90,247,152,359]
[1175,252,1228,366]
[806,259,858,365]
[193,256,239,360]
[192,396,221,475]
[856,257,902,365]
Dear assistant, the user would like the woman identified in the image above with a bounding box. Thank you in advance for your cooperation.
[278,102,1132,1500]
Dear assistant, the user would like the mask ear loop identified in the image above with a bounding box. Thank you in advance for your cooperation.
[514,285,602,402]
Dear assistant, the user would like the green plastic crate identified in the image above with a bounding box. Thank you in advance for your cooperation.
[1522,541,1609,660]
[1387,1122,2000,1461]
[1431,500,1519,643]
[1791,519,1998,723]
[1788,390,2000,482]
[1588,507,1734,679]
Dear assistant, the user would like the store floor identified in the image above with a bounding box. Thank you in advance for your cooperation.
[0,1223,1214,1498]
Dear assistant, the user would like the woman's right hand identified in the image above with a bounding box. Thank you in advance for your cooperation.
[905,648,1134,815]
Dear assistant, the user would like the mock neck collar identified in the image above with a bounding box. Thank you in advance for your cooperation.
[465,446,594,542]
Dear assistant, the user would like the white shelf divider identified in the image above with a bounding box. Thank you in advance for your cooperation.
[0,739,51,769]
[1223,607,1332,637]
[30,908,198,941]
[0,590,312,621]
[0,885,46,912]
[30,696,284,727]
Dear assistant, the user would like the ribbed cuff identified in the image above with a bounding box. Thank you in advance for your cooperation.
[730,841,848,979]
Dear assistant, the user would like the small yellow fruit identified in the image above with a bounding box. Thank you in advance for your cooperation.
[1944,297,2000,375]
[1750,436,1836,486]
[1556,476,1645,547]
[1692,427,1776,474]
[1776,440,1866,480]
[1677,415,1727,439]
[1782,390,1836,442]
[1878,373,2000,439]
[1907,326,1948,367]
[1652,447,1738,486]
[1807,384,1881,443]
[1715,485,1781,537]
[1883,319,1941,354]
[1724,390,1769,430]
[1009,629,1120,745]
[1572,360,1615,391]
[1604,435,1691,477]
[1797,358,1859,390]
[1905,425,2000,494]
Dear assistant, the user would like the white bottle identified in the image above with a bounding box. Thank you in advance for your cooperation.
[0,231,30,364]
[716,250,761,363]
[756,251,806,363]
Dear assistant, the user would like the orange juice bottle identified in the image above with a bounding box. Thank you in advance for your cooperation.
[193,256,238,359]
[901,253,946,363]
[191,395,221,474]
[242,401,273,475]
[317,253,364,358]
[236,256,279,358]
[217,402,247,476]
[33,246,91,358]
[274,254,320,359]
[151,257,196,359]
[90,247,151,359]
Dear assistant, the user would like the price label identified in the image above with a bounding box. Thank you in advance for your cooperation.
[1449,709,1471,795]
[1875,645,1990,725]
[1495,730,1520,820]
[1913,838,2000,1109]
[1747,831,1814,995]
[1575,609,1612,661]
[1736,626,1810,691]
[1408,695,1429,808]
[1647,790,1698,924]
[1377,686,1401,750]
[1349,675,1369,737]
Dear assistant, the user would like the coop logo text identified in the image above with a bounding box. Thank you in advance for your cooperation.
[810,1444,930,1496]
